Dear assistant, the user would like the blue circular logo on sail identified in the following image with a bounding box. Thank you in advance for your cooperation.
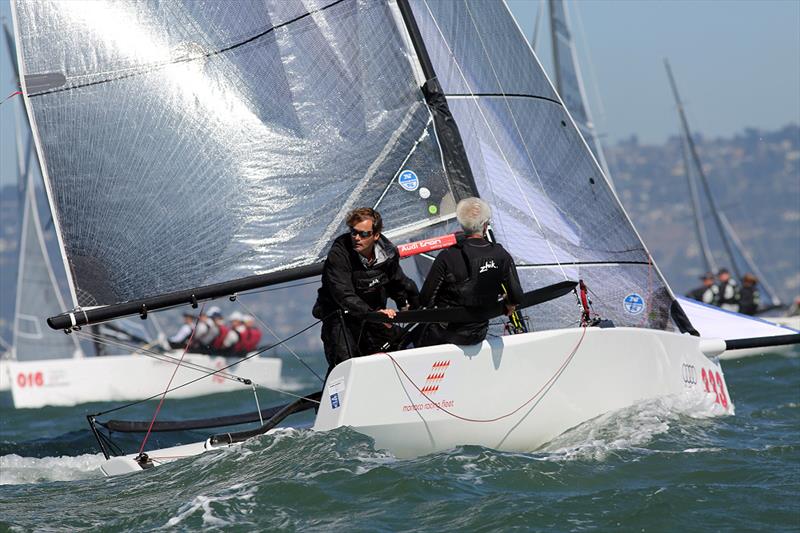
[623,293,645,315]
[398,170,419,191]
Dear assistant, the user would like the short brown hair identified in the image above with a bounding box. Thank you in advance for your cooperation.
[346,207,382,234]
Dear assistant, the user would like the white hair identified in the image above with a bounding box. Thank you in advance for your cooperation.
[456,197,491,234]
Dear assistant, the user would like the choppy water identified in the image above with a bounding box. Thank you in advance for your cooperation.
[1,348,798,531]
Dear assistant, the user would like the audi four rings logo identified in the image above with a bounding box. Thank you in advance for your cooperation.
[681,363,697,385]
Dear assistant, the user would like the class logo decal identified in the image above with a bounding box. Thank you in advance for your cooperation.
[623,293,645,315]
[420,360,450,395]
[398,169,419,191]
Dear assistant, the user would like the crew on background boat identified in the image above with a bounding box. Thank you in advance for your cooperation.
[686,272,719,305]
[241,315,263,352]
[738,273,761,316]
[209,309,230,353]
[313,207,418,376]
[167,312,196,349]
[788,296,800,317]
[417,197,523,347]
[190,307,220,353]
[716,268,741,312]
[223,312,250,356]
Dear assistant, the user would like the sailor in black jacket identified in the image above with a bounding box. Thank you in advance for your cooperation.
[314,208,418,374]
[418,197,523,346]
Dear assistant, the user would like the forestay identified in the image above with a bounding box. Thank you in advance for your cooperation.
[13,0,456,308]
[408,0,677,332]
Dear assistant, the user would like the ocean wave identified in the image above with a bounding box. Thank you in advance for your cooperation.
[0,453,105,485]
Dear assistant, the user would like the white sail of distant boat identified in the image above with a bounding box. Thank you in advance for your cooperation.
[664,60,783,309]
[10,0,796,476]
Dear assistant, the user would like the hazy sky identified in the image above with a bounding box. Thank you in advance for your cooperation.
[506,0,800,144]
[2,0,799,186]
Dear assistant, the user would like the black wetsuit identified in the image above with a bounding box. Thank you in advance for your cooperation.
[417,237,523,346]
[314,233,418,373]
[739,285,760,315]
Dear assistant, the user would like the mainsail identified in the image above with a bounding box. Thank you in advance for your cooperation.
[14,0,684,334]
[14,0,458,309]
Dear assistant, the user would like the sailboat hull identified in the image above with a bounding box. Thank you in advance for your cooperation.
[99,327,732,475]
[0,353,282,408]
[678,297,799,359]
[313,327,732,458]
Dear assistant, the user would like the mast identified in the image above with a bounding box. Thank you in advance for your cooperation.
[664,58,741,280]
[679,124,717,274]
[395,0,480,201]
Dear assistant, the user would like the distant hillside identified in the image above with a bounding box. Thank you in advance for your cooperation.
[608,124,800,302]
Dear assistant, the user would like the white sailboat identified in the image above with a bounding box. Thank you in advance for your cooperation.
[9,0,796,476]
[663,59,798,357]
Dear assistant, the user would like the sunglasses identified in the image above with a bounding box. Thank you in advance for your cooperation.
[349,228,374,238]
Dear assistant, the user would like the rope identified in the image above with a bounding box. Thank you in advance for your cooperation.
[0,90,21,106]
[382,326,586,423]
[237,300,324,383]
[72,329,245,384]
[92,317,325,418]
[138,304,206,454]
[638,254,654,327]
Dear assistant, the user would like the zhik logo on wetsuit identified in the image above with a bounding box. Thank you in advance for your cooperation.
[368,278,381,287]
[479,260,497,273]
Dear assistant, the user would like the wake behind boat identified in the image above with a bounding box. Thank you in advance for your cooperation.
[9,0,798,476]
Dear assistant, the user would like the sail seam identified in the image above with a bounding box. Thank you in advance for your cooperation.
[26,0,350,98]
[516,261,653,269]
[445,93,562,105]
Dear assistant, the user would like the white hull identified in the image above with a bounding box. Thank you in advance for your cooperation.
[101,327,732,476]
[0,352,282,408]
[766,315,800,332]
[678,297,798,359]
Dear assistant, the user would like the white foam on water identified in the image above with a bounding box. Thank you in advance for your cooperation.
[162,483,257,528]
[0,454,105,485]
[538,390,728,462]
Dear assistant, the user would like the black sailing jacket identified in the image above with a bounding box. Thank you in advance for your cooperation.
[314,233,418,318]
[419,237,523,334]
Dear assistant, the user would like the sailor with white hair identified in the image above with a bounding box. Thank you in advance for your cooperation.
[418,197,523,346]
